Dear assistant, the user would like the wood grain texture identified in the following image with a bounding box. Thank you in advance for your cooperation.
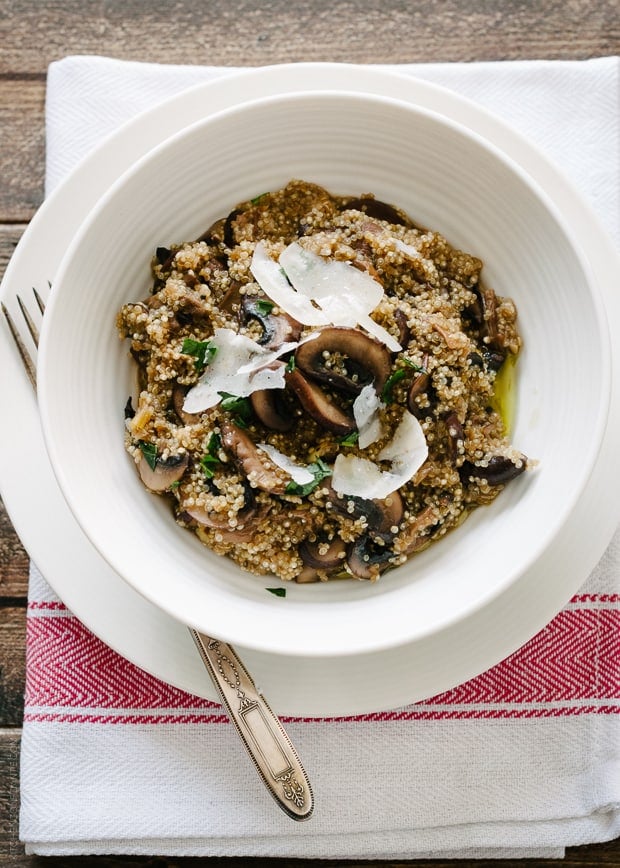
[0,79,45,221]
[0,0,618,72]
[0,609,26,727]
[0,500,29,601]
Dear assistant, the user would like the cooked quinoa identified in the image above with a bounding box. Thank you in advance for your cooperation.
[116,180,528,583]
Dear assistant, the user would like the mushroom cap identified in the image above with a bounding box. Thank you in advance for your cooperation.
[295,326,392,395]
[138,452,189,492]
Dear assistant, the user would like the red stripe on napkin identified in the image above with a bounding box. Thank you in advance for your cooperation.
[24,597,620,722]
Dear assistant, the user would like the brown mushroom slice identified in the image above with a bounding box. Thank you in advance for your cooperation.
[285,368,355,436]
[346,532,395,580]
[299,536,347,571]
[239,297,302,349]
[295,327,392,396]
[220,420,289,494]
[460,453,527,486]
[394,504,441,556]
[341,196,413,227]
[295,564,321,584]
[394,309,411,347]
[250,386,295,432]
[138,452,189,492]
[172,383,202,425]
[407,370,431,418]
[326,485,404,535]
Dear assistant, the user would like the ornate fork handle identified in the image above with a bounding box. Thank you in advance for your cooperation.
[2,289,314,822]
[191,631,313,820]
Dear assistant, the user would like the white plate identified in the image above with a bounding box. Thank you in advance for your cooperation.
[1,63,619,715]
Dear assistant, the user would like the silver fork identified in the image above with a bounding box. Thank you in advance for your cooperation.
[2,290,314,821]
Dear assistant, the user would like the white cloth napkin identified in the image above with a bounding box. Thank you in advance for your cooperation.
[20,54,620,859]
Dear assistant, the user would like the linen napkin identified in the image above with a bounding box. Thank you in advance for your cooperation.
[20,55,620,858]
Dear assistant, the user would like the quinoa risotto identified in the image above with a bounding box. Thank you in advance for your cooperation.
[116,180,528,584]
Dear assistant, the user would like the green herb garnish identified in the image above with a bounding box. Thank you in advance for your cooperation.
[251,192,269,205]
[285,355,296,373]
[219,392,252,427]
[285,458,331,497]
[255,299,274,316]
[182,338,216,371]
[199,432,223,479]
[381,357,427,403]
[339,431,359,447]
[266,587,287,597]
[138,440,158,470]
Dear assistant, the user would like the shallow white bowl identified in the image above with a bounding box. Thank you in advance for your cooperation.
[37,90,611,658]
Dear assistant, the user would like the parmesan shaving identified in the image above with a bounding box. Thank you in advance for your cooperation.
[250,242,402,352]
[331,411,428,499]
[250,241,329,326]
[353,384,384,449]
[257,444,314,485]
[183,328,296,413]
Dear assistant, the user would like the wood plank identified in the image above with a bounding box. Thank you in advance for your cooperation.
[0,609,26,727]
[0,225,25,275]
[0,0,618,73]
[0,730,21,858]
[0,499,29,601]
[0,80,45,221]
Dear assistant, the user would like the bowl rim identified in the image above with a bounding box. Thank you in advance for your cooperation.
[37,87,613,657]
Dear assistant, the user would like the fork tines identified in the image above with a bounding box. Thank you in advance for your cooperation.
[1,288,43,390]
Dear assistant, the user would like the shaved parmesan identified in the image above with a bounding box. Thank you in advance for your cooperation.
[250,241,402,352]
[183,328,296,413]
[332,411,428,499]
[257,444,314,485]
[250,241,329,326]
[353,384,384,449]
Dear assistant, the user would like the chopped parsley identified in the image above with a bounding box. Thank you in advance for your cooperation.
[266,587,287,597]
[218,392,252,427]
[200,432,222,479]
[254,299,275,316]
[285,458,331,497]
[285,355,296,373]
[382,357,427,403]
[339,431,359,447]
[138,440,158,470]
[182,338,216,371]
[251,192,269,205]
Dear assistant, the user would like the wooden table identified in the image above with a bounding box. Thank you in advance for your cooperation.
[1,1,619,865]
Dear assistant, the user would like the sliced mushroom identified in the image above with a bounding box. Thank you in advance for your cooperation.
[250,385,295,432]
[394,309,411,347]
[180,481,257,531]
[299,536,346,570]
[138,452,189,492]
[197,216,226,245]
[295,326,392,395]
[285,368,355,436]
[394,504,441,556]
[460,453,527,486]
[220,420,289,493]
[239,297,302,349]
[407,369,431,418]
[342,196,413,227]
[223,207,245,247]
[295,564,321,584]
[346,532,395,580]
[326,486,404,534]
[219,280,244,314]
[172,383,202,425]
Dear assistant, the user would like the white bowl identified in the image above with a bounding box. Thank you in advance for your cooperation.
[37,91,611,658]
